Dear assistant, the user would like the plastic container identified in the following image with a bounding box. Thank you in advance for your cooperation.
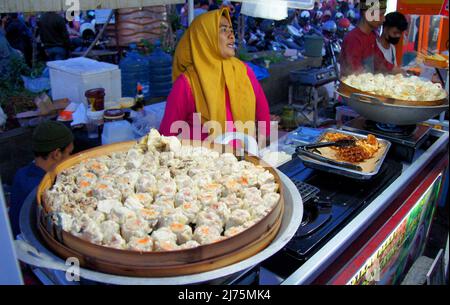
[101,120,135,145]
[303,34,324,58]
[120,44,151,99]
[103,108,125,122]
[147,41,173,98]
[85,88,105,111]
[47,57,121,106]
[86,109,104,139]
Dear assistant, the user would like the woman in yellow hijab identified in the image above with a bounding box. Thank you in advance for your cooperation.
[159,8,271,142]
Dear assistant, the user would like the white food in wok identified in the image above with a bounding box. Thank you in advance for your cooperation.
[45,129,280,252]
[343,73,447,101]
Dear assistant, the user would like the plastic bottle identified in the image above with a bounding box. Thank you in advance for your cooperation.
[119,44,151,99]
[147,40,173,98]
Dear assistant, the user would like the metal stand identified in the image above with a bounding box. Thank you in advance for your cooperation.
[0,182,24,284]
[288,84,333,128]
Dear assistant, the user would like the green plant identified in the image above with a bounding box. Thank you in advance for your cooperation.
[0,55,38,114]
[139,39,155,55]
[237,48,254,62]
[261,51,284,64]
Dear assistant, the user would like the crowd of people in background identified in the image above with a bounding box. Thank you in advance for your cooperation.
[0,10,100,65]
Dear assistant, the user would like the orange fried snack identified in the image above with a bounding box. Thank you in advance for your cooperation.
[322,133,380,163]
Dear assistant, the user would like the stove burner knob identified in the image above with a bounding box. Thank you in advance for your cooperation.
[315,199,332,211]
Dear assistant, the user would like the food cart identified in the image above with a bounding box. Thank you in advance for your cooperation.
[0,0,448,286]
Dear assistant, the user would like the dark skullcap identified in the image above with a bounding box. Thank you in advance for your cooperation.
[32,120,73,153]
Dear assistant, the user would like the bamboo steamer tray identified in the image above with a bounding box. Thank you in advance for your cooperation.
[36,140,284,277]
[338,80,447,106]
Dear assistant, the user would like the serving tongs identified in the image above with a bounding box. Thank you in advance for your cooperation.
[295,139,363,172]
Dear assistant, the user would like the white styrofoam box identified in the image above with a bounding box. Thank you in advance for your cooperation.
[47,57,121,106]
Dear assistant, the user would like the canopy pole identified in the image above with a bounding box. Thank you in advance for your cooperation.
[188,0,194,25]
[82,9,115,58]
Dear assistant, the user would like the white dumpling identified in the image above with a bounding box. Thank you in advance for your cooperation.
[157,177,177,198]
[124,195,145,211]
[97,199,122,214]
[100,220,120,243]
[121,217,151,242]
[136,174,158,194]
[87,210,106,223]
[249,204,271,221]
[54,212,74,232]
[178,200,201,223]
[193,225,222,245]
[136,206,160,228]
[263,193,281,209]
[197,191,218,207]
[260,183,279,196]
[108,206,136,225]
[128,236,154,252]
[158,207,189,228]
[80,220,104,245]
[179,240,201,249]
[174,187,198,207]
[151,227,179,251]
[224,226,245,238]
[195,210,224,232]
[104,233,127,250]
[226,209,251,230]
[126,149,144,169]
[169,222,193,244]
[205,202,230,224]
[257,170,275,186]
[153,196,175,209]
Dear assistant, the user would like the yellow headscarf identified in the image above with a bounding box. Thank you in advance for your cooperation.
[173,8,256,137]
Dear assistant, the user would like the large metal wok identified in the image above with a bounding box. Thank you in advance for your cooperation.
[15,171,302,285]
[338,92,449,125]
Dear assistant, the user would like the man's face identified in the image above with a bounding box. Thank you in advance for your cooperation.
[384,26,404,45]
[365,9,386,29]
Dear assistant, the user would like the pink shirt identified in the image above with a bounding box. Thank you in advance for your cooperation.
[159,65,271,141]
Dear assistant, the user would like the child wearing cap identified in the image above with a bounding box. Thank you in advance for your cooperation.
[8,120,74,238]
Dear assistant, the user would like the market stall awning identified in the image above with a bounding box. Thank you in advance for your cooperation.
[0,0,184,13]
[397,0,445,15]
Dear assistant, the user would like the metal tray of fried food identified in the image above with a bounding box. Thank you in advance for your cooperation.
[295,128,391,180]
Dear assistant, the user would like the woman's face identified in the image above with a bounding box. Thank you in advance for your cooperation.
[218,16,235,59]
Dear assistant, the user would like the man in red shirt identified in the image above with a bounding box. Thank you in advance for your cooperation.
[340,0,395,76]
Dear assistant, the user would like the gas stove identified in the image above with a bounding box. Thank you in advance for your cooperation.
[260,156,402,279]
[341,117,432,163]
